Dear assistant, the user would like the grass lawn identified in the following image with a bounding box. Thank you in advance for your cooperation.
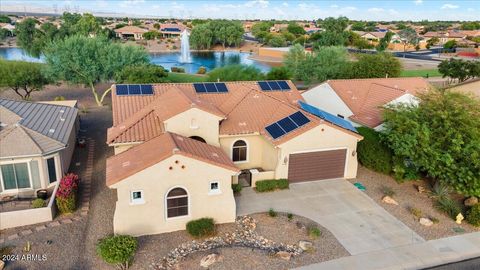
[399,69,442,78]
[167,72,207,83]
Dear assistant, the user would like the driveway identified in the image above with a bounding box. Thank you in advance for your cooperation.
[236,179,424,255]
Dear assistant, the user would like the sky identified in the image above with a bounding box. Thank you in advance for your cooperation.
[1,0,479,21]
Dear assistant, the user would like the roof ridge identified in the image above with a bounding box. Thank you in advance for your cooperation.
[0,98,75,109]
[108,109,156,143]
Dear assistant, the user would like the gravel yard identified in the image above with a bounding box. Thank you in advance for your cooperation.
[133,213,348,270]
[351,166,478,240]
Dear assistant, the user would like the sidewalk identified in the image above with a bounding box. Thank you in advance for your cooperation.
[297,232,480,270]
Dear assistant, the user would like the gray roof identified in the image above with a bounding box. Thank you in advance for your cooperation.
[0,99,78,158]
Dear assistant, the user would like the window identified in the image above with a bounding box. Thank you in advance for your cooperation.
[209,182,220,194]
[46,157,57,183]
[130,190,144,204]
[166,188,188,218]
[1,163,31,190]
[232,140,247,162]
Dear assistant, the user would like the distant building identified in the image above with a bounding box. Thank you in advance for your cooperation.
[159,23,186,37]
[114,26,148,40]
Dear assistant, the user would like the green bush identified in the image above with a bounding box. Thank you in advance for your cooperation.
[268,208,277,217]
[32,198,46,208]
[186,218,215,238]
[357,127,393,174]
[96,235,137,269]
[308,227,321,239]
[466,204,480,227]
[231,183,242,193]
[255,179,289,192]
[287,213,293,221]
[392,156,420,182]
[171,67,185,73]
[435,196,462,220]
[197,66,207,75]
[56,194,76,214]
[206,64,265,82]
[409,207,422,219]
[266,66,292,80]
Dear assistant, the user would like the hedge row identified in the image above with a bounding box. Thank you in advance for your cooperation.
[357,127,393,174]
[255,179,289,192]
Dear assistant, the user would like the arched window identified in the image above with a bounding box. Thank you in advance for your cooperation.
[166,187,188,218]
[232,140,247,162]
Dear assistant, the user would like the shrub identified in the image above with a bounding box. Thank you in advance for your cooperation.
[268,208,277,217]
[430,181,451,200]
[97,235,137,269]
[186,218,215,238]
[197,66,207,74]
[32,198,46,208]
[466,204,480,227]
[287,213,293,221]
[171,67,185,73]
[255,179,289,192]
[54,96,65,101]
[231,183,242,193]
[392,156,420,182]
[206,64,265,82]
[409,207,422,219]
[356,127,393,174]
[56,173,80,214]
[266,66,292,80]
[308,227,321,239]
[435,196,462,220]
[381,186,395,197]
[430,217,440,224]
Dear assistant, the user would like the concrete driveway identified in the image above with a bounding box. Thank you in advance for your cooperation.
[236,179,424,255]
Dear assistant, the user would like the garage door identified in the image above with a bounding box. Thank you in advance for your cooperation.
[288,149,347,183]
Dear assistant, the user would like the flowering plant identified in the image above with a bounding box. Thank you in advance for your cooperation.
[56,173,80,214]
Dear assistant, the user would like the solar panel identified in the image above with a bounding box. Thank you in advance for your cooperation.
[277,81,291,90]
[290,111,310,126]
[193,83,207,93]
[258,81,271,91]
[215,83,228,92]
[298,101,357,133]
[140,84,153,95]
[265,123,286,139]
[129,84,141,95]
[116,85,128,95]
[277,117,297,133]
[204,83,217,92]
[268,81,281,90]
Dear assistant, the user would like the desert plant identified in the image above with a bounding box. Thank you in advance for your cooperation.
[186,218,215,238]
[55,173,80,214]
[197,66,207,74]
[381,186,395,197]
[287,213,293,221]
[96,235,138,269]
[268,208,277,217]
[255,179,289,192]
[466,204,480,227]
[308,227,321,239]
[231,183,242,193]
[409,207,422,219]
[429,181,451,200]
[54,96,66,101]
[435,196,462,220]
[32,198,46,208]
[430,217,440,224]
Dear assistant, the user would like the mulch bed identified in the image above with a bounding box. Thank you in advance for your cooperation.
[351,166,478,240]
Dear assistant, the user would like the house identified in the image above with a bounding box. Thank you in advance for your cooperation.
[270,23,288,33]
[0,99,79,198]
[159,23,186,37]
[448,79,480,99]
[106,81,362,236]
[423,31,467,44]
[114,26,148,40]
[302,78,431,130]
[0,23,15,36]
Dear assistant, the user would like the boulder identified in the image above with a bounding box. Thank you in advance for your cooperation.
[381,196,399,206]
[419,217,433,227]
[464,197,478,207]
[298,240,313,251]
[276,251,292,261]
[200,253,222,268]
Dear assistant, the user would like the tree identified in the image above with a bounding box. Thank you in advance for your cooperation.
[267,35,287,47]
[321,16,349,33]
[266,66,292,80]
[287,22,306,36]
[190,23,213,49]
[376,31,394,52]
[15,18,45,57]
[73,13,101,36]
[44,35,149,106]
[443,40,457,50]
[351,21,366,31]
[251,21,272,38]
[426,37,439,49]
[284,44,308,81]
[0,15,11,23]
[350,53,402,78]
[115,64,169,83]
[143,31,159,40]
[189,20,243,49]
[313,17,349,47]
[382,90,480,196]
[153,23,160,30]
[0,60,51,100]
[206,65,265,82]
[97,235,137,270]
[438,58,480,83]
[0,28,9,41]
[398,28,419,52]
[461,22,480,30]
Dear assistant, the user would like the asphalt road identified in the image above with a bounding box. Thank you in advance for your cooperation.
[425,257,480,270]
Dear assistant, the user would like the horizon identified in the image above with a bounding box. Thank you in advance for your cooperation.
[0,0,479,21]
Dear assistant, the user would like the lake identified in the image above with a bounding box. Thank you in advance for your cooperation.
[0,47,274,74]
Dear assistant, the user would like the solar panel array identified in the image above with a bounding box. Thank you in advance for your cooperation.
[162,28,181,32]
[193,83,228,93]
[298,101,358,133]
[265,111,310,139]
[258,81,291,91]
[116,84,154,96]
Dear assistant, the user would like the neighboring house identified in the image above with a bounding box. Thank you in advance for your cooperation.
[423,31,467,44]
[304,27,322,34]
[0,99,79,198]
[270,23,288,33]
[448,79,480,99]
[114,26,147,40]
[106,81,362,236]
[0,23,15,36]
[302,78,431,131]
[159,23,186,37]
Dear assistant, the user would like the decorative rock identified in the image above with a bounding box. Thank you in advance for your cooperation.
[464,197,478,207]
[456,213,464,224]
[419,217,433,227]
[381,196,399,206]
[276,251,292,261]
[298,240,313,251]
[200,253,221,268]
[417,185,426,193]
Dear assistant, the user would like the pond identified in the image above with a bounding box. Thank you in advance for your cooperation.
[0,47,275,74]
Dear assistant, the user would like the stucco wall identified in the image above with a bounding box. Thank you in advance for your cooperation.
[302,83,354,120]
[110,155,236,236]
[164,108,222,146]
[59,115,79,175]
[276,124,360,179]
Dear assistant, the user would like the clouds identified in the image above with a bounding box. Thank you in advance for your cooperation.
[441,3,459,9]
[414,0,423,5]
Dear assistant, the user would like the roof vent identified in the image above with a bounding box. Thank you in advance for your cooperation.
[49,129,55,133]
[60,118,65,122]
[172,147,180,153]
[122,161,130,167]
[59,110,65,113]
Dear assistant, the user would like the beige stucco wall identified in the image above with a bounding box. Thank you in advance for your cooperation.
[164,108,222,147]
[276,124,360,179]
[110,154,237,236]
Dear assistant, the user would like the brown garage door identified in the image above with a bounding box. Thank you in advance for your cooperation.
[288,149,347,183]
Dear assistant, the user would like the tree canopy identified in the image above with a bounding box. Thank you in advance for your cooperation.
[0,60,51,100]
[115,64,169,84]
[189,20,244,49]
[206,65,264,82]
[438,58,480,83]
[350,53,402,78]
[398,28,419,52]
[44,35,149,106]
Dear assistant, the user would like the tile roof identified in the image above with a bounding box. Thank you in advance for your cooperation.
[323,78,431,128]
[114,26,148,34]
[106,132,238,186]
[107,81,360,146]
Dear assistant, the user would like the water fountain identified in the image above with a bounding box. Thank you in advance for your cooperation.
[179,29,192,63]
